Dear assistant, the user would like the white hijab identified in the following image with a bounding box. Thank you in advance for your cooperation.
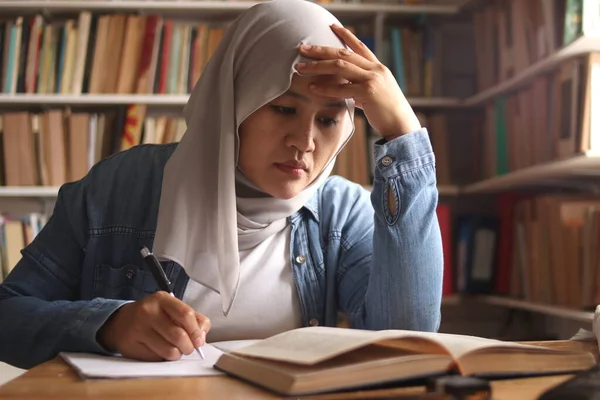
[152,0,355,316]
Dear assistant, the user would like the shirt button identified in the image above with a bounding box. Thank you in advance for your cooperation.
[295,255,306,264]
[125,270,134,279]
[381,156,393,166]
[309,318,319,326]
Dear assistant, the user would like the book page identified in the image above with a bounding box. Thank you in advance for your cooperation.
[230,326,384,365]
[377,330,557,360]
[60,344,224,379]
[230,326,559,366]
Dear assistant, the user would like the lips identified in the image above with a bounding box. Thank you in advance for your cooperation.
[277,160,308,170]
[274,160,308,178]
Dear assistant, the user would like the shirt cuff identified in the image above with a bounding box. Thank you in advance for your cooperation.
[76,298,134,355]
[373,127,435,180]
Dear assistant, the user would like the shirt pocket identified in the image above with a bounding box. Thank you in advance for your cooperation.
[93,263,159,300]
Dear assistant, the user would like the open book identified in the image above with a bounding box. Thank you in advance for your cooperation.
[214,326,597,396]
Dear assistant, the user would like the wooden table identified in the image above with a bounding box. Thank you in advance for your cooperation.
[0,340,597,400]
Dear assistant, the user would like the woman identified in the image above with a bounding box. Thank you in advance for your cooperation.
[0,0,443,369]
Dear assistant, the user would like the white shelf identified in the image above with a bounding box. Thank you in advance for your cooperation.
[0,187,60,197]
[441,294,462,305]
[441,294,593,323]
[462,154,600,194]
[0,94,464,108]
[466,35,600,106]
[0,1,460,15]
[437,185,460,195]
[477,295,595,324]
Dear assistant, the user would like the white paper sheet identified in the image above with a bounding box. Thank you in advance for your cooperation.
[569,304,600,354]
[210,339,262,353]
[60,344,224,379]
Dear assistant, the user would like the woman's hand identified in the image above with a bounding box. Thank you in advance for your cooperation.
[297,24,421,140]
[97,291,211,361]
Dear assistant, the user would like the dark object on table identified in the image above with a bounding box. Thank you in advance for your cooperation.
[538,364,600,400]
[426,376,491,400]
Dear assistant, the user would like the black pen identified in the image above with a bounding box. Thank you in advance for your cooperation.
[140,246,206,360]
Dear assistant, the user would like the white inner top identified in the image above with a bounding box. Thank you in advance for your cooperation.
[181,224,303,342]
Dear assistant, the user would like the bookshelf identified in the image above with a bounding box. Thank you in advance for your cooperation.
[463,153,600,194]
[442,294,595,323]
[466,35,600,106]
[477,295,595,324]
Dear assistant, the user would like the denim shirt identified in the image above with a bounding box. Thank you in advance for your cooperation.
[0,128,443,369]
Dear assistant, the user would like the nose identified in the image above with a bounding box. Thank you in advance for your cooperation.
[286,119,316,153]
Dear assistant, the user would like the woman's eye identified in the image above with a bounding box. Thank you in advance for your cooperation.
[318,117,338,127]
[271,105,296,115]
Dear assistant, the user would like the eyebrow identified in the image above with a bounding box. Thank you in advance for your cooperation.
[283,90,346,109]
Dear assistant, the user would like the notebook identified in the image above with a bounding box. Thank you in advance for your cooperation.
[60,340,259,379]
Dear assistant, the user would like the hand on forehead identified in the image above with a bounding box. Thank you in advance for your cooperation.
[308,74,350,87]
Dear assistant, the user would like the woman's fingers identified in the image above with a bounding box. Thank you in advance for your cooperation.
[330,24,379,63]
[307,82,358,101]
[158,291,208,348]
[196,312,211,344]
[137,342,166,362]
[118,340,166,362]
[295,24,415,136]
[152,311,196,355]
[306,23,381,65]
[298,43,373,70]
[296,59,372,82]
[144,328,182,361]
[296,48,380,102]
[97,291,212,363]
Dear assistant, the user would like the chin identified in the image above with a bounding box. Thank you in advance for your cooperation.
[265,182,306,200]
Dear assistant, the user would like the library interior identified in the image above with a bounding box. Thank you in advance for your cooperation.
[1,0,600,398]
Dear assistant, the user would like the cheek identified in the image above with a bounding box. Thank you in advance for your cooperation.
[238,126,276,172]
[315,130,345,164]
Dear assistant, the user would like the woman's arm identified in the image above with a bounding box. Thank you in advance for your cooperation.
[338,128,444,332]
[0,184,128,369]
[297,25,443,331]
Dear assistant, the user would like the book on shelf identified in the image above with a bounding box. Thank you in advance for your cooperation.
[509,194,600,310]
[452,190,600,313]
[564,0,600,46]
[0,109,187,187]
[472,0,600,93]
[213,325,596,396]
[0,8,470,100]
[466,51,600,183]
[0,12,227,96]
[0,106,460,193]
[454,214,499,295]
[0,213,47,282]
